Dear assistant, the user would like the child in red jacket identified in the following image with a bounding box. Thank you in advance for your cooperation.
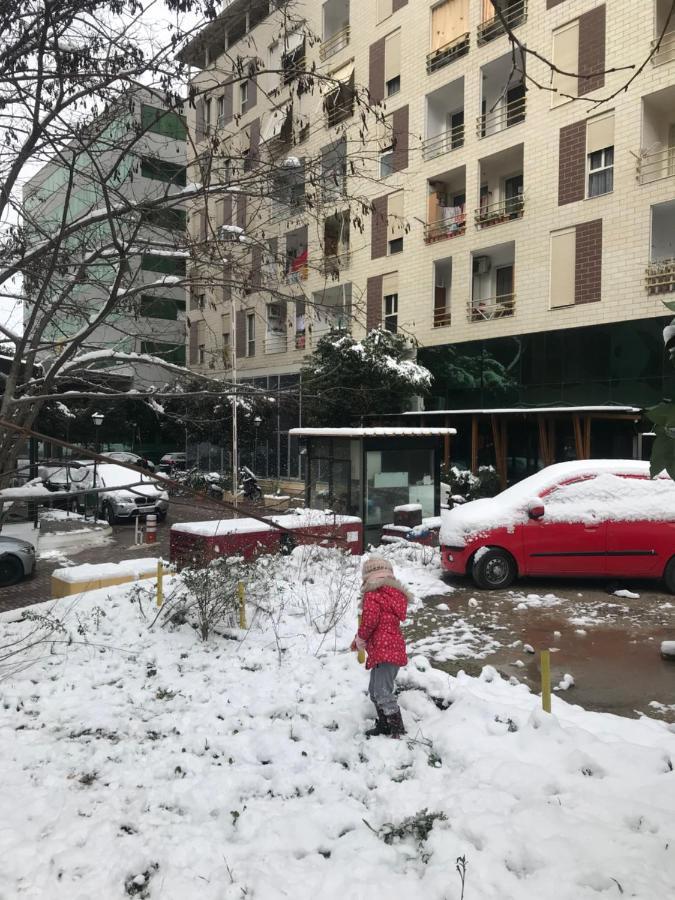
[351,556,410,738]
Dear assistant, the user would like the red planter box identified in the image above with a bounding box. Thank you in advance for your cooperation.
[170,512,363,569]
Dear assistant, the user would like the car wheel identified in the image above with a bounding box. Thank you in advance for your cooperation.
[279,534,296,555]
[0,554,24,587]
[471,548,516,590]
[157,509,167,523]
[103,502,117,526]
[664,557,675,594]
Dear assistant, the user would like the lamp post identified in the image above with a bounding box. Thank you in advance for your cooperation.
[253,415,262,471]
[91,412,104,519]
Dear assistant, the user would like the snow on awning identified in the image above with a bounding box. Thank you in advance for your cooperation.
[290,427,457,438]
[399,406,643,416]
[321,61,355,94]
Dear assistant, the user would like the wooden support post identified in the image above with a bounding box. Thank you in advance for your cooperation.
[538,416,549,468]
[541,650,552,713]
[547,419,556,466]
[573,415,583,460]
[471,415,479,475]
[584,416,591,459]
[491,415,507,489]
[238,580,247,629]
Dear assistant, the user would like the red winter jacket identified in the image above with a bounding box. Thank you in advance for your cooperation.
[357,580,408,670]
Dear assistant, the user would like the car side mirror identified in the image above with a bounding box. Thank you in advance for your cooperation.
[528,501,545,520]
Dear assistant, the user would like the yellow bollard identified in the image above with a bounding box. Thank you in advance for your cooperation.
[156,559,164,608]
[540,649,551,713]
[238,581,247,629]
[357,614,366,665]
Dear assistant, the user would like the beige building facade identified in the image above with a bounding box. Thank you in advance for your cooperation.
[180,0,675,475]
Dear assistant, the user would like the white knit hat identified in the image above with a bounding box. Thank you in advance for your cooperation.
[361,556,393,581]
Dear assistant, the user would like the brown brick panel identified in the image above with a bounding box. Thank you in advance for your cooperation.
[250,245,262,290]
[558,120,586,206]
[221,84,233,125]
[189,321,199,364]
[371,194,388,259]
[236,193,247,229]
[575,219,603,304]
[249,118,260,167]
[392,105,409,172]
[578,5,606,95]
[366,275,383,330]
[369,38,385,104]
[222,196,232,226]
[392,0,408,11]
[235,309,246,358]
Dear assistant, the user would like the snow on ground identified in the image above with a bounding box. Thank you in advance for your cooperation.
[1,546,675,899]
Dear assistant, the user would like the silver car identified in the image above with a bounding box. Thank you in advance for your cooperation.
[81,463,169,525]
[0,536,36,586]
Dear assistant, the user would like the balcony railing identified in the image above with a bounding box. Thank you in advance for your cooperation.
[426,32,470,75]
[477,0,527,46]
[474,195,524,228]
[433,308,452,328]
[476,94,526,138]
[422,124,465,161]
[423,209,466,243]
[636,146,675,185]
[646,259,675,294]
[265,333,288,354]
[468,294,516,322]
[651,29,675,66]
[321,250,351,277]
[320,25,350,62]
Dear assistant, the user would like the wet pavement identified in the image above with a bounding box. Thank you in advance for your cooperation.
[406,576,675,722]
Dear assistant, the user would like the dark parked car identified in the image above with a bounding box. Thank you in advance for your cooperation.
[0,535,36,586]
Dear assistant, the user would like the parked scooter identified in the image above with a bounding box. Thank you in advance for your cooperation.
[239,466,263,502]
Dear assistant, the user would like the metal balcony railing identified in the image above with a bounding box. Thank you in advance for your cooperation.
[422,124,465,161]
[433,308,452,328]
[426,32,470,75]
[477,0,527,46]
[646,259,675,294]
[474,194,524,228]
[423,210,466,243]
[636,146,675,184]
[265,333,288,354]
[321,250,351,276]
[476,94,526,138]
[651,29,675,66]
[320,25,350,62]
[467,294,516,322]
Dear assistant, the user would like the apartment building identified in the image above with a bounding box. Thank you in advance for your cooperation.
[180,0,675,478]
[23,89,188,390]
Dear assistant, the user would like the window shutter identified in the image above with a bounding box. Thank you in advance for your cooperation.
[552,21,579,105]
[387,190,405,240]
[382,272,398,299]
[369,37,386,104]
[371,194,388,259]
[549,228,576,308]
[236,309,247,357]
[481,0,493,23]
[250,245,262,290]
[189,320,199,363]
[392,105,409,172]
[586,111,614,154]
[392,0,408,10]
[578,5,606,96]
[195,100,205,141]
[377,0,393,23]
[384,30,401,84]
[366,275,383,330]
[248,76,257,110]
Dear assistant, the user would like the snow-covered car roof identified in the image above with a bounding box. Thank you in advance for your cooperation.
[95,464,158,487]
[440,459,672,547]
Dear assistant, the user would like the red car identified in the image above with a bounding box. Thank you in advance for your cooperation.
[440,460,675,591]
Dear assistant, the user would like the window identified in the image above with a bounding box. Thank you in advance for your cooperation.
[217,95,227,126]
[141,254,186,276]
[295,299,306,349]
[389,237,403,254]
[384,292,398,332]
[323,63,355,127]
[384,30,401,96]
[204,98,212,131]
[588,147,614,197]
[140,207,187,231]
[140,157,187,186]
[196,292,206,310]
[140,340,186,366]
[387,190,404,254]
[246,312,256,356]
[240,81,249,115]
[282,32,305,83]
[551,20,579,106]
[140,104,187,141]
[380,145,394,178]
[322,139,347,199]
[198,343,205,365]
[139,296,186,320]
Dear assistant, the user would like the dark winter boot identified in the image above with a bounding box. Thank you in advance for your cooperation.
[365,707,390,738]
[385,710,406,739]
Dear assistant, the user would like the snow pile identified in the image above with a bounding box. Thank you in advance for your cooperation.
[441,459,672,547]
[1,547,675,898]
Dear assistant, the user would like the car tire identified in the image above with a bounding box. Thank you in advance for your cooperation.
[279,534,296,556]
[157,510,167,523]
[664,557,675,594]
[103,502,117,526]
[0,554,24,587]
[471,547,516,590]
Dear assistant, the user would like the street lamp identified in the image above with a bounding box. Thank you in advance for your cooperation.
[253,415,262,470]
[91,412,104,519]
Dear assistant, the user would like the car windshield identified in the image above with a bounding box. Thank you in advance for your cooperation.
[98,465,156,488]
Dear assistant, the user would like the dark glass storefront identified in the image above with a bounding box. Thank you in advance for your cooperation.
[419,316,675,411]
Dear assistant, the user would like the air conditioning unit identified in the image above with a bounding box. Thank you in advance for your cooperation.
[473,255,491,275]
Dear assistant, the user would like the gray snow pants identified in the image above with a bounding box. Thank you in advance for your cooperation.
[368,663,400,716]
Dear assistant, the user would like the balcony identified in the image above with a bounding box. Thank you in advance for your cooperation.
[477,0,527,46]
[638,86,675,184]
[323,64,355,128]
[424,210,466,243]
[652,0,675,66]
[426,33,469,75]
[321,251,351,277]
[646,260,675,294]
[477,94,525,138]
[313,284,352,335]
[423,78,464,162]
[320,0,350,62]
[265,332,288,354]
[425,166,466,244]
[467,294,515,321]
[637,147,675,184]
[433,257,452,328]
[478,52,526,138]
[475,195,524,228]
